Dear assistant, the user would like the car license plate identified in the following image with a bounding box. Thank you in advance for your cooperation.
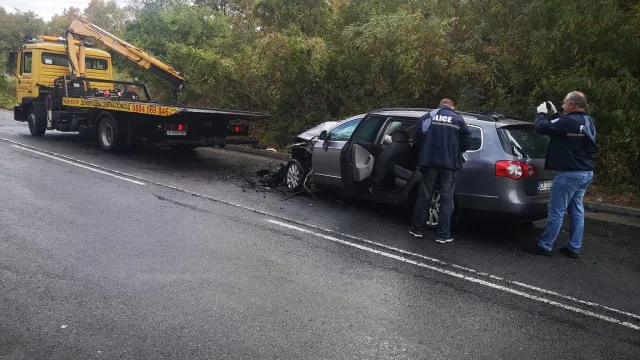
[538,180,553,192]
[166,130,187,136]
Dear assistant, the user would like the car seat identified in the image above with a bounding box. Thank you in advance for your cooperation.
[374,129,411,186]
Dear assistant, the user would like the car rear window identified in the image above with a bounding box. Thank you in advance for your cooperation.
[498,125,549,158]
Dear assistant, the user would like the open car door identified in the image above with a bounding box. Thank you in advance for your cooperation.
[340,114,387,196]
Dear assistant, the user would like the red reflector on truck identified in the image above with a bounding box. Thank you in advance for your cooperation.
[165,124,187,131]
[227,125,248,135]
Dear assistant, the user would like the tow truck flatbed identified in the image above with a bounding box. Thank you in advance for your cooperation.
[61,97,269,120]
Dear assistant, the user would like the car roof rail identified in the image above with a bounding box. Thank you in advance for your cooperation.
[371,107,433,113]
[458,111,495,121]
[370,108,528,122]
[462,110,528,122]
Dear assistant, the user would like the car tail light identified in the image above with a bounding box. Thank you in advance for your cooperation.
[178,124,184,131]
[495,161,537,180]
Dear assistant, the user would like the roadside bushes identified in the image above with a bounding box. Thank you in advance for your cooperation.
[0,0,638,189]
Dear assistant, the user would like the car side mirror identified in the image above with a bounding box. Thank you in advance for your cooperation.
[318,130,327,141]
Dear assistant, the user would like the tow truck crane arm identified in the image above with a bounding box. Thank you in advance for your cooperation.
[65,19,185,90]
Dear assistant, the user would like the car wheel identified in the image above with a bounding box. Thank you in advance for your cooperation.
[285,158,308,193]
[409,189,458,229]
[426,191,441,227]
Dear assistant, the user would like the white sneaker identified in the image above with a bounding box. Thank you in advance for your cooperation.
[435,238,453,244]
[409,228,424,238]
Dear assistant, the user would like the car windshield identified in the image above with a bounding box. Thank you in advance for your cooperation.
[498,125,549,159]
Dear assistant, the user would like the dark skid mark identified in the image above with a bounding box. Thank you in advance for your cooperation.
[154,194,212,214]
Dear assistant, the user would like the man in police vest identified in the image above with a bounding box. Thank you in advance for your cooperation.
[410,98,472,243]
[525,91,597,258]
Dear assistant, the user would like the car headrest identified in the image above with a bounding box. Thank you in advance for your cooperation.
[390,130,409,143]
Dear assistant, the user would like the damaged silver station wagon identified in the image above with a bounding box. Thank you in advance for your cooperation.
[285,108,554,227]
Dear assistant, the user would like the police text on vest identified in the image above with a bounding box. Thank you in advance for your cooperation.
[433,115,453,123]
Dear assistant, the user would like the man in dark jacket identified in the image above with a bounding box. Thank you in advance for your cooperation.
[525,91,597,258]
[409,98,472,243]
[122,85,140,100]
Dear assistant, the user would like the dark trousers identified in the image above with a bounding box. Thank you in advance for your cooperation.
[411,167,456,239]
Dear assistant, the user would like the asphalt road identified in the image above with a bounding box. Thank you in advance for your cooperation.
[1,112,639,359]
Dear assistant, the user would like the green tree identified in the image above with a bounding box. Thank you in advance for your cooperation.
[83,0,128,35]
[0,7,46,52]
[46,7,83,36]
[4,0,636,187]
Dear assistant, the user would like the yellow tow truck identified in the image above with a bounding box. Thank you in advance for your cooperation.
[8,19,268,152]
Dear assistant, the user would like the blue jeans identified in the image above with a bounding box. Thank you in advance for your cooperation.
[411,167,456,239]
[539,171,594,253]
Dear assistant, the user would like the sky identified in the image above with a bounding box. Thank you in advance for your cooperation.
[0,0,129,20]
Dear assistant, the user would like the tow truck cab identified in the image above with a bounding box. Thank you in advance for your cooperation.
[9,36,113,122]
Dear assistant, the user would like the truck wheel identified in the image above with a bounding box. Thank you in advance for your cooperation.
[27,108,46,137]
[97,116,124,153]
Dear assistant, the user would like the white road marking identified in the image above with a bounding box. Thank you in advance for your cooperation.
[267,219,640,331]
[1,137,639,327]
[10,145,145,185]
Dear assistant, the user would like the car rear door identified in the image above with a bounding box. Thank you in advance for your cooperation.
[340,114,388,196]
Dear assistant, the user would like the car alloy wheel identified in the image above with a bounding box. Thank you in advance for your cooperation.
[286,162,302,190]
[426,191,441,226]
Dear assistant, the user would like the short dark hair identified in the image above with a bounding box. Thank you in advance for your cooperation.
[440,98,454,107]
[567,91,588,108]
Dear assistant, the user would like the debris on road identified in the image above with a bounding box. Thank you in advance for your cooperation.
[256,162,286,188]
[246,162,318,201]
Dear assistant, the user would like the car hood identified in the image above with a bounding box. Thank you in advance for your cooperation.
[295,121,339,142]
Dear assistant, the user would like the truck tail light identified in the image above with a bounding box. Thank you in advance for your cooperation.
[495,161,537,180]
[165,124,187,131]
[227,125,248,136]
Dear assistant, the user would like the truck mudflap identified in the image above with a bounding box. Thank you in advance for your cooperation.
[13,106,24,121]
